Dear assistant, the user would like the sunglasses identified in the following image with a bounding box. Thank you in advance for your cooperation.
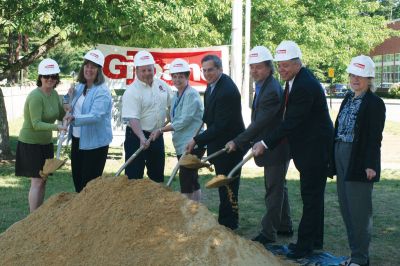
[42,74,58,80]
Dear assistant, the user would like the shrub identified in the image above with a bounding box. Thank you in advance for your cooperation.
[389,83,400,98]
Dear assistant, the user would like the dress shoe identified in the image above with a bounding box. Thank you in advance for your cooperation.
[286,248,312,259]
[340,259,369,266]
[277,228,294,237]
[251,234,275,245]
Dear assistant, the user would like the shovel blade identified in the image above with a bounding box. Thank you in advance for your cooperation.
[205,175,230,189]
[42,158,66,173]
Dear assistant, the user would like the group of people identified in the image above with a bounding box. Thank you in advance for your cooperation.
[15,40,385,266]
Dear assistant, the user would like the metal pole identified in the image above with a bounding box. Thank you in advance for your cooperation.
[231,0,243,92]
[243,0,251,109]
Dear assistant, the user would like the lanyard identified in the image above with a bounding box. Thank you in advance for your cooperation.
[172,84,188,118]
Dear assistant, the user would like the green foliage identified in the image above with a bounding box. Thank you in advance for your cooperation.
[1,0,395,83]
[0,0,232,79]
[250,0,395,83]
[374,0,400,19]
[389,82,400,98]
[47,41,88,75]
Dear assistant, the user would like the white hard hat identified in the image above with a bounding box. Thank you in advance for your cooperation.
[169,58,190,74]
[247,46,273,64]
[274,40,302,62]
[134,50,155,67]
[38,58,60,75]
[84,49,105,67]
[346,55,375,78]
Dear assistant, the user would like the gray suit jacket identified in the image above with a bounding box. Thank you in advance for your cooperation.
[233,75,290,167]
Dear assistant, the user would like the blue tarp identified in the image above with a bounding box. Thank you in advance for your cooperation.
[266,244,348,266]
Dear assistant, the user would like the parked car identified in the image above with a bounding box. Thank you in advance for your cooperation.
[331,84,350,97]
[376,82,393,94]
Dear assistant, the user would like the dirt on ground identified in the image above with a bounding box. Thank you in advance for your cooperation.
[0,176,291,266]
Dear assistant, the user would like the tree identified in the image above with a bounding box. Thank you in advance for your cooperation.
[250,0,395,82]
[375,0,400,19]
[0,0,231,158]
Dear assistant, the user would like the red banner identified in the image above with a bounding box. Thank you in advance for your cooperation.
[97,44,230,91]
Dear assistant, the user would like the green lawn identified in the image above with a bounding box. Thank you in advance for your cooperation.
[1,118,400,265]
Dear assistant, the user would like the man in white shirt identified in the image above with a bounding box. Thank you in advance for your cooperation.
[121,50,172,182]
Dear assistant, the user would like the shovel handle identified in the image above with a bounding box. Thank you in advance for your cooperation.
[166,123,203,187]
[55,132,65,159]
[115,146,144,176]
[56,112,71,159]
[166,151,186,187]
[202,147,228,163]
[167,122,204,187]
[227,152,254,178]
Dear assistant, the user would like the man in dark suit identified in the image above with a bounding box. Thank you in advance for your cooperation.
[226,46,292,244]
[186,54,245,230]
[253,41,334,259]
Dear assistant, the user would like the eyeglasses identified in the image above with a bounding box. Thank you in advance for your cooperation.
[42,75,58,80]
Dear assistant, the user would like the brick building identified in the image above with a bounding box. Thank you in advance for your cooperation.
[370,19,400,91]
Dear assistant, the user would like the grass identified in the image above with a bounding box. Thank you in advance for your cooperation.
[1,119,400,265]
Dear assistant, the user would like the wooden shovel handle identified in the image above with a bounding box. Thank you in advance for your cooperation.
[115,146,144,176]
[227,152,254,178]
[166,123,203,187]
[202,147,228,162]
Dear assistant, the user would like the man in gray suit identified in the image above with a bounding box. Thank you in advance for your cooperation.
[226,46,292,244]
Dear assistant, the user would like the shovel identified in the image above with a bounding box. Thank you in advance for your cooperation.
[179,147,228,170]
[205,152,254,189]
[39,128,68,181]
[166,124,204,187]
[115,121,169,177]
[115,145,145,176]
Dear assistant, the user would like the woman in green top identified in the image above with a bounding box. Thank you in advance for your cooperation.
[15,58,67,212]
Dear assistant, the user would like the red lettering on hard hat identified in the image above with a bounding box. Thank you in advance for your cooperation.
[90,52,99,58]
[249,53,258,57]
[174,63,183,67]
[140,56,150,60]
[45,65,54,68]
[277,50,286,54]
[354,63,365,69]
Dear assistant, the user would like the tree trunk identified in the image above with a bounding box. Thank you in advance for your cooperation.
[0,88,12,159]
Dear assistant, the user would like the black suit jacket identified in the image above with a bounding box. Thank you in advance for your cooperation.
[263,67,334,173]
[233,75,290,167]
[194,73,245,167]
[333,90,385,182]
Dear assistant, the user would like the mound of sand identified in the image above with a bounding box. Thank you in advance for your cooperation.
[0,176,291,266]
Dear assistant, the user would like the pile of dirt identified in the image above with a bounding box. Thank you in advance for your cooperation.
[0,176,291,265]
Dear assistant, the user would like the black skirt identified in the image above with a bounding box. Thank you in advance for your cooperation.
[15,141,54,178]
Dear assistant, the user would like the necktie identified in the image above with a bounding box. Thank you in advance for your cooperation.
[252,83,262,110]
[283,82,289,119]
